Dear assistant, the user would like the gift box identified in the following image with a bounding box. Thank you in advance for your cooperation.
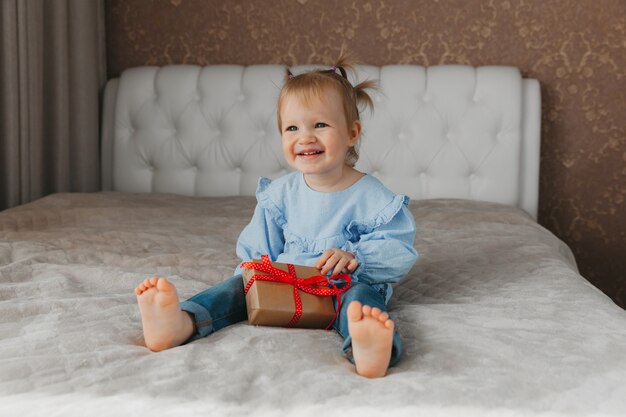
[241,256,350,329]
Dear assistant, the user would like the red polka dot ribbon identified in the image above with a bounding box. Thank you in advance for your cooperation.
[241,255,352,329]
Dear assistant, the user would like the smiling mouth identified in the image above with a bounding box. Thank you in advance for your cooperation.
[297,151,324,156]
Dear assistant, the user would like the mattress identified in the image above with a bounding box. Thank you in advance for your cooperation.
[0,192,624,416]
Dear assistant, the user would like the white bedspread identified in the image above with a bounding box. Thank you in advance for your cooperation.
[0,193,624,417]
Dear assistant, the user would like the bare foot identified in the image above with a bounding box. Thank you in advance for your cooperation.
[135,277,194,352]
[347,301,394,378]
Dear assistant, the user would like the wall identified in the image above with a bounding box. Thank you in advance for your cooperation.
[105,0,626,308]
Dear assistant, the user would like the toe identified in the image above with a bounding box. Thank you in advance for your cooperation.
[362,304,372,317]
[347,301,363,322]
[384,319,395,330]
[378,312,389,322]
[370,307,382,318]
[157,277,174,291]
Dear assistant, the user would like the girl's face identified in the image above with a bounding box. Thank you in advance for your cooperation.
[279,89,361,185]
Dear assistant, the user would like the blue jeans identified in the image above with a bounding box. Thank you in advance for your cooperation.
[180,274,403,367]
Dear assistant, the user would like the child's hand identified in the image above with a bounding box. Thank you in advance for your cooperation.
[316,248,359,277]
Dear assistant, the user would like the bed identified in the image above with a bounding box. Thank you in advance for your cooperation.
[1,64,625,417]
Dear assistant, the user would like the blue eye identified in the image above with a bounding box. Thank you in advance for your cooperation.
[285,126,298,132]
[315,122,328,128]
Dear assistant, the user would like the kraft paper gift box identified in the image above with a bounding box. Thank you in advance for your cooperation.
[242,259,337,329]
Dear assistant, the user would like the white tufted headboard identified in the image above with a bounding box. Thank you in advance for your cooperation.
[101,65,541,219]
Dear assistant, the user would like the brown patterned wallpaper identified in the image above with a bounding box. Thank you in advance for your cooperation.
[105,0,626,308]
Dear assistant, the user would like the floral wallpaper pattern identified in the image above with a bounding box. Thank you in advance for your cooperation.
[105,0,626,308]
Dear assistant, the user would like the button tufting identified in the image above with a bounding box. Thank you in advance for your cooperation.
[398,132,406,141]
[422,94,431,102]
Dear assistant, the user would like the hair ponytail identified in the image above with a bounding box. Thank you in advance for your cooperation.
[331,51,377,117]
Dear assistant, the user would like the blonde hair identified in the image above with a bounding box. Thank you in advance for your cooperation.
[277,52,377,166]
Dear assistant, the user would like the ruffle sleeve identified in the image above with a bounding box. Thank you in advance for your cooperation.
[255,177,287,228]
[344,194,410,241]
[234,177,286,274]
[342,195,418,285]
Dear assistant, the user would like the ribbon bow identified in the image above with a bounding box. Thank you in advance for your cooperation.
[241,255,351,329]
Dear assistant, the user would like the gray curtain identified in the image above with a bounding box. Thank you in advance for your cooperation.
[0,0,106,211]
